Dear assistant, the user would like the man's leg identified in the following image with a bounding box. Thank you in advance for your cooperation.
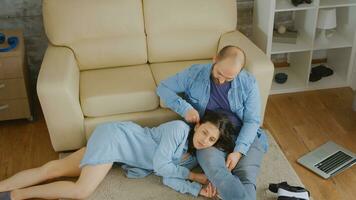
[232,136,266,200]
[196,147,251,200]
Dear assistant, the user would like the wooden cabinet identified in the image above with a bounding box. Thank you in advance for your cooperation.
[0,29,32,121]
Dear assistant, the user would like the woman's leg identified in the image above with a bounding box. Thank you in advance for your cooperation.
[11,163,113,200]
[0,148,86,192]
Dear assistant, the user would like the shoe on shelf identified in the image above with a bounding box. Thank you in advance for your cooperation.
[309,72,322,82]
[311,65,334,77]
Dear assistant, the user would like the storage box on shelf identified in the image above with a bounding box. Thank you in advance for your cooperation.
[253,0,356,94]
[0,29,32,121]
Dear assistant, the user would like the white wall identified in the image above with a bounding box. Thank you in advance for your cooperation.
[312,50,327,60]
[352,52,356,90]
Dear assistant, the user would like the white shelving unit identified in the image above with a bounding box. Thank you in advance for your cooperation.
[272,51,311,93]
[253,0,356,94]
[319,0,356,8]
[275,0,318,12]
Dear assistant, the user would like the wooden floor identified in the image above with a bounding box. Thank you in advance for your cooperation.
[263,87,356,200]
[0,104,58,181]
[0,87,355,200]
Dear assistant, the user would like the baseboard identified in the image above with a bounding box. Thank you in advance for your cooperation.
[311,58,327,64]
[273,58,328,68]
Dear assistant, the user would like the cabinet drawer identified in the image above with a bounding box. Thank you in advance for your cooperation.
[0,79,27,100]
[0,99,30,120]
[0,57,23,79]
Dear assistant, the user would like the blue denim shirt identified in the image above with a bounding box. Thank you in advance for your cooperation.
[157,63,268,155]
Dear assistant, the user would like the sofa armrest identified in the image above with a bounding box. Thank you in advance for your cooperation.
[37,45,85,151]
[218,31,274,123]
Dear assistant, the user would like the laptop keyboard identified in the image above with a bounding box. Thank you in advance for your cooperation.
[314,151,353,174]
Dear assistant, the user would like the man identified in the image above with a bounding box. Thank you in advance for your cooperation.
[157,45,268,200]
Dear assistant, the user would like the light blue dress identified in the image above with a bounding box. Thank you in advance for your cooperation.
[80,120,202,197]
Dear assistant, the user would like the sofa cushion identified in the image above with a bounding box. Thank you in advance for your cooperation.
[80,65,159,117]
[43,0,147,70]
[143,0,237,63]
[84,108,180,139]
[150,60,211,107]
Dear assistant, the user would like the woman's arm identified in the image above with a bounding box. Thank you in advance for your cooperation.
[163,177,217,198]
[152,121,217,197]
[152,121,208,183]
[188,172,209,185]
[152,121,191,179]
[162,177,202,197]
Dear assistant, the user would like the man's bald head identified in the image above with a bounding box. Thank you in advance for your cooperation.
[211,45,246,84]
[216,45,246,68]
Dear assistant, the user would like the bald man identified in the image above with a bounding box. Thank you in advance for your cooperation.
[157,45,268,200]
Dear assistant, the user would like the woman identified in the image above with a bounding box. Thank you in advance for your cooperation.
[0,111,234,200]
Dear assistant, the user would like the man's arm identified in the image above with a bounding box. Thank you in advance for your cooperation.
[226,78,262,170]
[156,67,194,118]
[234,78,261,155]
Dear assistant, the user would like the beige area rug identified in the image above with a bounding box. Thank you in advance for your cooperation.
[60,131,308,200]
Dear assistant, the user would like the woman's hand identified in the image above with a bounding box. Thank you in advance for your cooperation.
[199,182,217,198]
[188,172,209,185]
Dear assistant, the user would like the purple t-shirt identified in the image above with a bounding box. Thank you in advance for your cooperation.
[206,79,242,132]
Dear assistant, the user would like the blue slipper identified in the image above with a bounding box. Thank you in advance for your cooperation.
[0,191,11,200]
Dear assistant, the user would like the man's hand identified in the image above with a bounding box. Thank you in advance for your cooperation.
[199,182,217,198]
[185,108,200,123]
[188,172,209,185]
[226,152,242,171]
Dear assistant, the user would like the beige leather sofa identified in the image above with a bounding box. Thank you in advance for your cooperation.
[37,0,274,152]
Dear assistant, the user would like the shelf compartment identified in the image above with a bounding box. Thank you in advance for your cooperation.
[308,48,352,89]
[314,6,356,50]
[307,67,348,89]
[272,9,317,54]
[314,31,353,50]
[319,0,356,8]
[271,51,311,94]
[272,37,312,53]
[276,0,317,12]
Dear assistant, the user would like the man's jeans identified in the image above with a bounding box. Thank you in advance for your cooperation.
[196,135,266,200]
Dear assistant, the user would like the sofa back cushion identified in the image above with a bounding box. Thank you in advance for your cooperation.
[43,0,147,70]
[143,0,237,63]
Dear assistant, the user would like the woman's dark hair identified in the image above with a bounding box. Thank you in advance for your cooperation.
[187,110,235,155]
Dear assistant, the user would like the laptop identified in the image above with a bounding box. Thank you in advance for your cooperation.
[297,141,355,179]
